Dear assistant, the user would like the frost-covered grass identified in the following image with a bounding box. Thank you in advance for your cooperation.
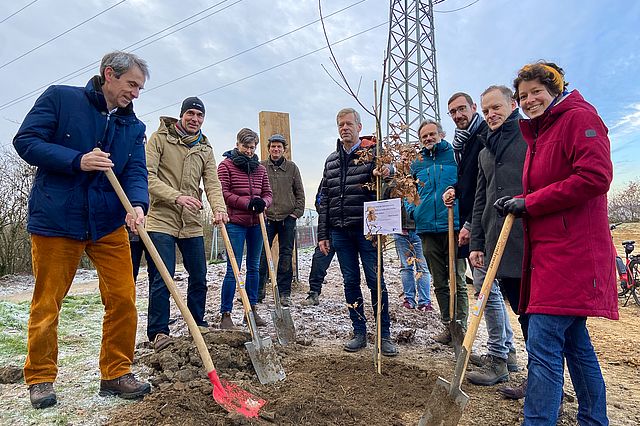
[0,294,148,425]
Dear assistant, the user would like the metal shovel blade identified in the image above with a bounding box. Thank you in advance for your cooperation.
[244,312,286,385]
[418,376,468,426]
[271,305,296,345]
[449,320,465,359]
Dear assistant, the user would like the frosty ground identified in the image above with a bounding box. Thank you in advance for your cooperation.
[0,223,639,425]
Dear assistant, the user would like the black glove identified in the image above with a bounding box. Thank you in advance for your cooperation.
[493,196,511,217]
[247,197,266,213]
[503,197,526,217]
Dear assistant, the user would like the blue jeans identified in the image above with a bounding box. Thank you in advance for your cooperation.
[146,232,207,341]
[472,265,514,359]
[220,223,263,313]
[394,231,431,307]
[308,243,335,295]
[524,314,608,426]
[331,227,391,338]
[258,216,297,296]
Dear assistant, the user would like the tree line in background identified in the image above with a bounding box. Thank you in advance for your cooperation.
[0,147,639,276]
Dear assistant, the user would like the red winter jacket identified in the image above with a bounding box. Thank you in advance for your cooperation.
[518,90,618,320]
[218,152,272,227]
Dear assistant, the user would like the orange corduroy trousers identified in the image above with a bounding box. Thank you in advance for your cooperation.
[24,227,137,385]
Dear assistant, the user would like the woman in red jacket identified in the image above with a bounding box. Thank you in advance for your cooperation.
[496,61,617,425]
[217,128,272,329]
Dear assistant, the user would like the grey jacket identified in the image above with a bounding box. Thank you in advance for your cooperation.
[470,109,526,278]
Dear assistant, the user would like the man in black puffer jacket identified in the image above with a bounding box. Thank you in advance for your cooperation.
[317,108,397,356]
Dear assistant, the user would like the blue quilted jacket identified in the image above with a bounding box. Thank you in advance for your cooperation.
[13,76,148,241]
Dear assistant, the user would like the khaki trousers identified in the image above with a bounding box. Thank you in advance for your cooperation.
[24,227,137,384]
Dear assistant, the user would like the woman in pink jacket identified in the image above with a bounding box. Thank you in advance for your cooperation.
[217,128,272,330]
[495,61,617,425]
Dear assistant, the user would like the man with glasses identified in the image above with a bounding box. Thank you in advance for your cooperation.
[442,92,518,373]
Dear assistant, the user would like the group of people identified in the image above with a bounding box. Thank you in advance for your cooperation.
[313,63,617,425]
[13,48,617,425]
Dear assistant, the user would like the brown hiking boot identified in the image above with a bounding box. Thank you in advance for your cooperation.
[29,382,56,409]
[301,292,319,306]
[152,333,172,352]
[220,312,238,330]
[498,377,527,399]
[251,305,266,327]
[99,373,151,399]
[467,355,509,386]
[433,327,452,345]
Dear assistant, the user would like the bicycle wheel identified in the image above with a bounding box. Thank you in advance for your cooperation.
[630,260,640,306]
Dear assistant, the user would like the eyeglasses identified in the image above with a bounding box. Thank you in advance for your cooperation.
[447,105,468,116]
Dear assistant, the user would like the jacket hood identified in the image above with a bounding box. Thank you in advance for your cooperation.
[84,76,136,120]
[334,135,378,151]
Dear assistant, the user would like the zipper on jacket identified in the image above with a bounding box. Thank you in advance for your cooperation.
[97,111,113,150]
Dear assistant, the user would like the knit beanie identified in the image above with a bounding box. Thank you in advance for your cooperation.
[180,97,205,117]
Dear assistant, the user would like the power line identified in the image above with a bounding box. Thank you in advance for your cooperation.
[0,0,40,24]
[435,0,480,13]
[0,0,239,112]
[143,0,367,95]
[139,21,388,120]
[0,0,128,71]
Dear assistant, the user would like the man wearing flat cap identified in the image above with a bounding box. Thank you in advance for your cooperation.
[257,133,305,306]
[145,96,228,351]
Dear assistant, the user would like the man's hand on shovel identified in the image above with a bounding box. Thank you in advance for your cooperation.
[125,207,145,235]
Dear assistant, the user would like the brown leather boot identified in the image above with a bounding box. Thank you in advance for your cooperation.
[498,377,527,399]
[251,305,267,327]
[29,382,56,409]
[220,312,237,330]
[99,373,150,399]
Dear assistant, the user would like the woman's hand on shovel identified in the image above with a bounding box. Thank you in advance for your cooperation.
[126,206,145,234]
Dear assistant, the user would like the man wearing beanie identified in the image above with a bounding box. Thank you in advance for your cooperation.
[144,96,228,351]
[257,134,305,306]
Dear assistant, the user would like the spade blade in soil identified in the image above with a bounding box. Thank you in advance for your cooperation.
[271,306,296,346]
[418,376,468,426]
[244,336,286,385]
[208,371,266,418]
[449,320,465,359]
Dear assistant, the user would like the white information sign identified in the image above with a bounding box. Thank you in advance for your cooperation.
[363,198,402,235]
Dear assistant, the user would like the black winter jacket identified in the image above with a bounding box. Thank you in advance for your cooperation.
[317,138,377,241]
[453,119,489,258]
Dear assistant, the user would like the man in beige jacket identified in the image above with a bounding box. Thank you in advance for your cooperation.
[144,97,228,351]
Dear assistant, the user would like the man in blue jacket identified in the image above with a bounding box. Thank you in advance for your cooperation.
[13,51,151,409]
[407,119,468,343]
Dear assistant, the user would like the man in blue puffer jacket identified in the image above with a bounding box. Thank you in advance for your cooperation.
[13,51,151,409]
[406,119,469,344]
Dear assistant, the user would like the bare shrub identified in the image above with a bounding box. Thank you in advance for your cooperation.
[0,148,35,275]
[609,179,640,223]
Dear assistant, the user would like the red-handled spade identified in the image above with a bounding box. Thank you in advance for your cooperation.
[102,160,266,417]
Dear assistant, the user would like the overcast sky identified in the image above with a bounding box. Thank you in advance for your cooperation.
[1,0,638,208]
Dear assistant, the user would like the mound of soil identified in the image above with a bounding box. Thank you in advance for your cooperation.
[0,366,22,384]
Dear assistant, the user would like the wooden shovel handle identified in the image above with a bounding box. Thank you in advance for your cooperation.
[460,214,515,369]
[218,224,256,338]
[103,165,215,374]
[258,213,279,297]
[447,207,456,318]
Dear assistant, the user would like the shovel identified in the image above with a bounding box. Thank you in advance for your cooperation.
[258,213,296,345]
[447,207,465,358]
[103,165,265,418]
[419,214,515,426]
[219,224,286,385]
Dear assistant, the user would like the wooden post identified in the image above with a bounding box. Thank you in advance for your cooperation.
[258,111,299,288]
